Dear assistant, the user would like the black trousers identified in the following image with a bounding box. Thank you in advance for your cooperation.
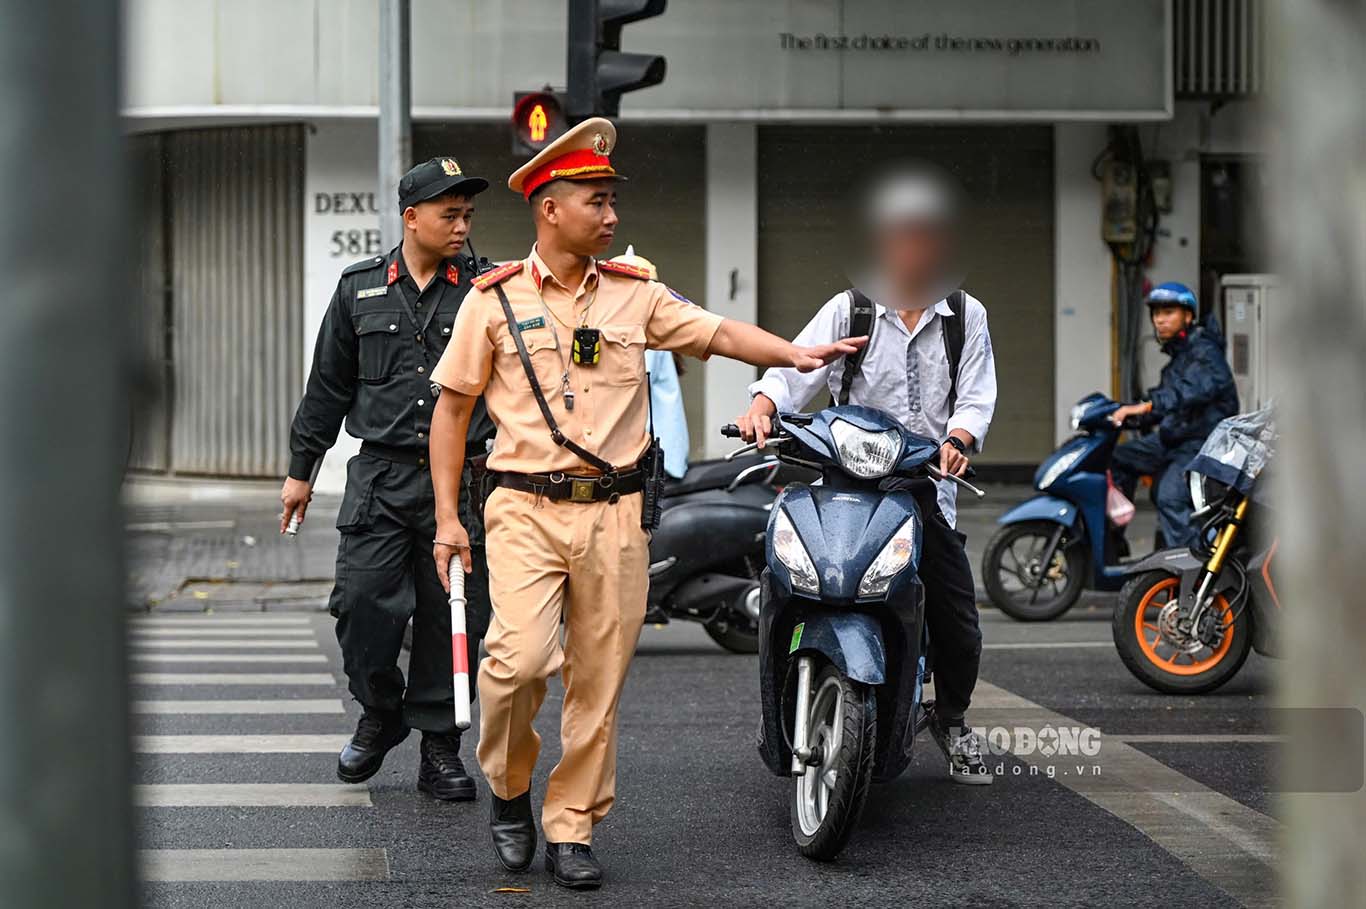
[328,453,491,735]
[886,478,982,728]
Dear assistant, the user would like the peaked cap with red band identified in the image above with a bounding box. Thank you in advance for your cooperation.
[508,117,627,200]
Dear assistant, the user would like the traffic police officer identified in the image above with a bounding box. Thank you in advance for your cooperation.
[426,118,864,890]
[281,157,494,801]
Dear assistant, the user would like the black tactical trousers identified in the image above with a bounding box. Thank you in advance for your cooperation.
[885,478,983,728]
[329,453,491,735]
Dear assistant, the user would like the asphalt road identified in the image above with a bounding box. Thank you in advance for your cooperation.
[132,603,1279,907]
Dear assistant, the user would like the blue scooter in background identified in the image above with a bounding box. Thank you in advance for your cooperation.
[982,392,1151,621]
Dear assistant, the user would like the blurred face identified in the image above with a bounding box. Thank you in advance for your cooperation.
[1150,304,1193,341]
[875,221,950,301]
[403,193,476,257]
[538,179,619,256]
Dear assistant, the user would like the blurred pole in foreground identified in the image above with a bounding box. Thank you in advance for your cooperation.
[379,0,412,248]
[0,0,134,905]
[1272,1,1366,905]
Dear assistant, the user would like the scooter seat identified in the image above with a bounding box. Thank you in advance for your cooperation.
[664,453,772,498]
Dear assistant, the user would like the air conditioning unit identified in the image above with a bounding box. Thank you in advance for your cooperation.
[1221,274,1278,410]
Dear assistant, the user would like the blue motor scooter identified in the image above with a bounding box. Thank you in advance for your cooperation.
[981,392,1150,621]
[721,404,984,861]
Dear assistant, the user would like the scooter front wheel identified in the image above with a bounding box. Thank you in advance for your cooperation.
[983,521,1087,621]
[790,662,876,861]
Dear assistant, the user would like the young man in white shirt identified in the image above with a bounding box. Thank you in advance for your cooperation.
[736,168,998,783]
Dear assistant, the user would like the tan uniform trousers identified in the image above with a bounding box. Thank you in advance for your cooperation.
[476,484,649,844]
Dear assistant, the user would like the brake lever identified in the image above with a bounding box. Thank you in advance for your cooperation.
[725,434,791,461]
[926,464,987,499]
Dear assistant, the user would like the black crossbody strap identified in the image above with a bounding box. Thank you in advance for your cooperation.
[836,288,877,406]
[493,284,616,474]
[941,289,966,414]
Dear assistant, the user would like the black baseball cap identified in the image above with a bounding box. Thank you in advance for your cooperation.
[397,157,489,211]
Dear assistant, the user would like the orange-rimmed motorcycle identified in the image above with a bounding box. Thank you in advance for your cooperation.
[1112,406,1278,694]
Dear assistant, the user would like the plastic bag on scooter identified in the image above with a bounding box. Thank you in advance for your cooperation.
[1106,472,1136,527]
[1187,403,1276,498]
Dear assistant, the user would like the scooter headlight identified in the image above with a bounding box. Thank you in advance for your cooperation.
[830,420,901,479]
[1069,403,1087,431]
[772,508,819,594]
[858,517,918,598]
[1038,448,1084,490]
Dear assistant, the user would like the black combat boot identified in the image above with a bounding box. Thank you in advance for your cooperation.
[489,791,536,872]
[545,842,603,890]
[417,732,476,801]
[336,710,408,784]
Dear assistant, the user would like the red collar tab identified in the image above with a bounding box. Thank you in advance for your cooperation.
[445,263,460,285]
[597,258,652,281]
[471,260,524,291]
[522,148,616,200]
[530,260,543,290]
[386,261,400,286]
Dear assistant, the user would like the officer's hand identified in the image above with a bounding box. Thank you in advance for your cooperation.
[939,442,970,478]
[790,335,868,373]
[434,522,473,592]
[737,394,777,448]
[280,478,313,533]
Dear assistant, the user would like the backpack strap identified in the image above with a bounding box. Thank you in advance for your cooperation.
[835,289,877,406]
[941,290,966,414]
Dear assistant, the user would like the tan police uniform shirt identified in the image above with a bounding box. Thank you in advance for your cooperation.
[430,245,723,474]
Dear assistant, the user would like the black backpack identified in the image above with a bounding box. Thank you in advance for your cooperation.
[835,288,967,411]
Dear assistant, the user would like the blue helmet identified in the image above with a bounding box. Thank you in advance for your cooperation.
[1145,282,1198,315]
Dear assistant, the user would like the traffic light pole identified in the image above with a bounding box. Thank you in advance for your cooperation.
[565,0,598,122]
[378,0,411,247]
[0,0,135,905]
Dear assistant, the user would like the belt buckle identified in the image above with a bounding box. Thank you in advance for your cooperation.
[570,478,595,503]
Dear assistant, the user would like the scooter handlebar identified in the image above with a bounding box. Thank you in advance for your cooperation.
[720,423,742,438]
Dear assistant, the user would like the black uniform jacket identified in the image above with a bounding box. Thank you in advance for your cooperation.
[288,244,495,481]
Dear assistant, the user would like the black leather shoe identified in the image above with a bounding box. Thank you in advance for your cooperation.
[336,710,408,784]
[545,842,603,890]
[417,732,476,801]
[490,792,536,872]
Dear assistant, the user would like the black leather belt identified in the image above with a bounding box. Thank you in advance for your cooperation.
[495,469,644,503]
[361,441,487,465]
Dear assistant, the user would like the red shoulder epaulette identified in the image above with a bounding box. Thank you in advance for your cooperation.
[598,259,653,281]
[471,261,524,291]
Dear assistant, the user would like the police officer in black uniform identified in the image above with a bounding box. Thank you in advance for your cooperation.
[280,157,494,800]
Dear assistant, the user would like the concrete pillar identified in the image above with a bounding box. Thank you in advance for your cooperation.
[703,122,759,457]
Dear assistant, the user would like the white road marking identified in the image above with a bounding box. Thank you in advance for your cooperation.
[129,640,321,649]
[130,653,329,664]
[135,734,350,753]
[965,679,1280,908]
[130,699,345,715]
[140,848,389,882]
[128,616,313,627]
[982,641,1111,650]
[131,673,336,686]
[1114,734,1284,744]
[130,628,316,638]
[134,784,371,808]
[126,520,237,532]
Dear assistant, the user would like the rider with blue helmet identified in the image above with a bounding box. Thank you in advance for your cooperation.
[1108,282,1239,548]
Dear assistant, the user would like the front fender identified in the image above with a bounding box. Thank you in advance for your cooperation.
[792,612,885,685]
[1124,548,1205,576]
[998,494,1079,528]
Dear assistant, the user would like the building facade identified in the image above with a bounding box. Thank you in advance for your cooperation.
[123,0,1267,492]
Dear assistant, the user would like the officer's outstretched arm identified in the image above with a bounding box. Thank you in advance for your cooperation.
[430,390,476,589]
[708,319,867,374]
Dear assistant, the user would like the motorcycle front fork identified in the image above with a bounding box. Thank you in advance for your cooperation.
[790,656,815,775]
[1187,495,1250,631]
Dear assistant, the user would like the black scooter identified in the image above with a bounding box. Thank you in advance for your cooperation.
[722,405,984,860]
[646,453,780,653]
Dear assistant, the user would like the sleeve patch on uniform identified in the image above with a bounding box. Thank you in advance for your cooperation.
[598,259,652,280]
[356,286,389,299]
[471,260,524,291]
[667,286,693,305]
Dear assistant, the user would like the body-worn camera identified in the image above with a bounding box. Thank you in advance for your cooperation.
[572,327,601,366]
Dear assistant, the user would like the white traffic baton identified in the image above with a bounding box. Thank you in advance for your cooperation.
[448,556,472,730]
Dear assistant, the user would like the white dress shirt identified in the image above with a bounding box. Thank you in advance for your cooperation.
[748,290,997,527]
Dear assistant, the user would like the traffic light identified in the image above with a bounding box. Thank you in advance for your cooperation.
[566,0,667,121]
[511,90,569,156]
